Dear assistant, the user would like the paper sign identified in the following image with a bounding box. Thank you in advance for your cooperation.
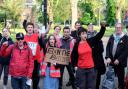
[28,42,37,56]
[45,47,70,65]
[26,79,32,86]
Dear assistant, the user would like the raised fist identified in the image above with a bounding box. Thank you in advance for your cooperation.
[100,21,106,27]
[2,41,8,46]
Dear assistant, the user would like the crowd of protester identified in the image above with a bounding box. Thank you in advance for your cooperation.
[0,19,128,89]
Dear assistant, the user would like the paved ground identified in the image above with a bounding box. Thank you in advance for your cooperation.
[0,37,111,89]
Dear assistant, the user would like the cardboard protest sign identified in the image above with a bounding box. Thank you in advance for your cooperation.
[45,47,70,65]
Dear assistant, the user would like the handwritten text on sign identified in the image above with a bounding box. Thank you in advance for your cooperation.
[45,47,70,65]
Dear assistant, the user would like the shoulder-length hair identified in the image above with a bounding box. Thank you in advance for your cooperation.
[47,34,57,47]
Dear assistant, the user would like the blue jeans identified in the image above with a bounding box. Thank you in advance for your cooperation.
[11,76,30,89]
[43,67,59,89]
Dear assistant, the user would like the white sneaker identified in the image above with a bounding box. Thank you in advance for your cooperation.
[3,85,7,89]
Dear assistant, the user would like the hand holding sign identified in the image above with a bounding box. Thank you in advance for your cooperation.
[45,47,70,65]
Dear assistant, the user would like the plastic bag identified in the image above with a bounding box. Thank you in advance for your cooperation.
[102,66,115,89]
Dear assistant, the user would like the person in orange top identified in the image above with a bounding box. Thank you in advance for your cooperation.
[71,23,106,89]
[24,22,51,89]
[24,22,41,89]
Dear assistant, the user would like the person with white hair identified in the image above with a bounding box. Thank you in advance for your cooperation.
[106,23,128,89]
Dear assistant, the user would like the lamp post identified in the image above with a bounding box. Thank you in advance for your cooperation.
[42,0,47,29]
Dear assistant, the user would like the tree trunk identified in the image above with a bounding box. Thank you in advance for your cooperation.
[70,0,78,30]
[47,0,53,21]
[116,7,121,23]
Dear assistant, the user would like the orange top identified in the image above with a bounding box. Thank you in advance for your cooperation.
[78,41,94,68]
[24,33,42,63]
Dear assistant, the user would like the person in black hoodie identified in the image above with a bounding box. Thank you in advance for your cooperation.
[87,23,106,89]
[0,28,13,89]
[71,23,106,89]
[71,21,81,39]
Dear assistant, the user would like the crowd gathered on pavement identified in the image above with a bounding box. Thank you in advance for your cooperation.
[0,15,128,89]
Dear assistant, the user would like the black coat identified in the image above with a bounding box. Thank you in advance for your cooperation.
[71,26,106,71]
[0,37,14,65]
[87,30,105,70]
[106,34,128,67]
[71,30,78,39]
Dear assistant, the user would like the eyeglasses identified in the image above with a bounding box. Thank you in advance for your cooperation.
[16,38,24,41]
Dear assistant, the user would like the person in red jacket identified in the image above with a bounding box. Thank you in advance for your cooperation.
[0,33,34,89]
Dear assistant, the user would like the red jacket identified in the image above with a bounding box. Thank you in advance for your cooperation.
[0,42,34,78]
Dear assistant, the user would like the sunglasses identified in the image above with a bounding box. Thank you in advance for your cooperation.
[16,38,24,41]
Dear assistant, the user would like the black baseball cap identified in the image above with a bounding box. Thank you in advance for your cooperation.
[16,33,24,40]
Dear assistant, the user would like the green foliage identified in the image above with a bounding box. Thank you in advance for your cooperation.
[0,11,5,22]
[78,2,94,18]
[78,2,95,25]
[80,12,92,24]
[54,16,63,24]
[0,0,25,27]
[106,0,116,26]
[0,23,4,31]
[37,0,42,4]
[37,11,44,23]
[0,10,6,30]
[36,0,71,23]
[78,0,105,25]
[36,0,43,23]
[53,0,71,23]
